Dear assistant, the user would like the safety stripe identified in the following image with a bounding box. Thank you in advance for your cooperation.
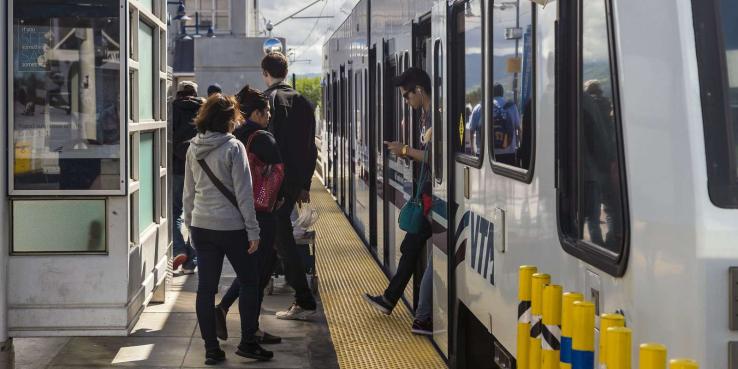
[572,349,594,369]
[560,336,573,364]
[518,301,532,323]
[529,315,542,338]
[541,324,561,351]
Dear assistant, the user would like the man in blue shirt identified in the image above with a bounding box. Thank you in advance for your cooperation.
[491,83,521,166]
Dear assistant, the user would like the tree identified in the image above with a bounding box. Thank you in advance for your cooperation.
[295,76,321,111]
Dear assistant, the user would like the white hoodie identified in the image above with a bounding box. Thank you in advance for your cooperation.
[183,131,260,241]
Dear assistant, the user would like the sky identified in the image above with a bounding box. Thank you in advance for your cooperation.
[259,0,358,75]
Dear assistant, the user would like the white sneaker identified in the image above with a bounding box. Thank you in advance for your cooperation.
[275,303,316,320]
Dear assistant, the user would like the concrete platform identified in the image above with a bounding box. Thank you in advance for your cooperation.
[7,271,339,369]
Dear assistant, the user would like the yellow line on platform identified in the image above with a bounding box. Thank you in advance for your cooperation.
[310,180,447,369]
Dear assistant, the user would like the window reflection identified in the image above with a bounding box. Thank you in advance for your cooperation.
[579,0,623,251]
[719,0,738,182]
[12,1,121,191]
[491,0,533,170]
[455,0,483,158]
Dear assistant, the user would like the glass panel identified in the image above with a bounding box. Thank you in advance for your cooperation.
[491,0,533,169]
[434,41,444,181]
[12,0,122,192]
[215,13,229,31]
[216,0,229,10]
[13,199,106,253]
[455,0,483,158]
[139,132,156,232]
[139,0,153,11]
[720,0,738,181]
[578,0,623,252]
[138,22,155,121]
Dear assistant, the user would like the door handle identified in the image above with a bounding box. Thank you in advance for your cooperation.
[464,167,470,199]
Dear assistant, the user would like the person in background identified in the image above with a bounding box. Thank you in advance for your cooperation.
[214,85,283,345]
[363,67,435,336]
[172,80,203,274]
[207,83,222,97]
[491,83,521,166]
[261,52,320,320]
[183,93,273,364]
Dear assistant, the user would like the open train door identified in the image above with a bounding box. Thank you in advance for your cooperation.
[429,0,453,361]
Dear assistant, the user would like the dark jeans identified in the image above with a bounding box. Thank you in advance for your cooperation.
[172,175,196,268]
[274,198,316,309]
[219,213,278,325]
[383,220,432,306]
[190,227,259,349]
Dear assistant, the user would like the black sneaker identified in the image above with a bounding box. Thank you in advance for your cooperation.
[255,330,282,344]
[214,305,228,340]
[235,342,274,361]
[362,293,393,315]
[411,319,433,336]
[204,347,226,365]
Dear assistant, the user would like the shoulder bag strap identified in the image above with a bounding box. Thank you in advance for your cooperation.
[412,145,431,201]
[197,159,239,209]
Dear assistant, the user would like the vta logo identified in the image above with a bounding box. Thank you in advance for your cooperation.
[468,212,495,285]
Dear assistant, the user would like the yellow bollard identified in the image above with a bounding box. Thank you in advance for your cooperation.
[605,327,631,369]
[599,314,625,368]
[639,343,667,369]
[542,284,563,369]
[561,292,584,369]
[530,273,551,369]
[572,301,595,369]
[518,266,538,369]
[669,359,698,369]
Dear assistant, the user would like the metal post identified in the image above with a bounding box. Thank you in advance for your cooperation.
[599,314,625,369]
[572,301,595,369]
[530,273,550,369]
[542,284,562,369]
[561,292,584,369]
[292,73,296,89]
[639,344,667,369]
[605,327,632,369]
[517,265,537,369]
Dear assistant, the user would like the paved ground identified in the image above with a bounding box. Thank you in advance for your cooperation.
[8,267,339,369]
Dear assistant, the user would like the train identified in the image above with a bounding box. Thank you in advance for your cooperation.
[316,0,738,367]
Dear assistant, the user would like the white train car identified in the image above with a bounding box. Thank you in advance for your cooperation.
[319,0,738,367]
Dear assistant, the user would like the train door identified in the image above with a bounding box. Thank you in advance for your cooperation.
[381,41,395,268]
[429,1,452,358]
[348,69,355,216]
[353,68,371,242]
[331,73,339,197]
[369,45,381,259]
[449,0,495,367]
[339,68,345,208]
[411,14,433,310]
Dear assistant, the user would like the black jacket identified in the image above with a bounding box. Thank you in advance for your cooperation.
[172,96,203,175]
[233,120,283,165]
[264,82,317,200]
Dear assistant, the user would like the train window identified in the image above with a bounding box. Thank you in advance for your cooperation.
[693,0,738,208]
[557,0,629,276]
[489,0,535,180]
[433,40,444,182]
[403,51,411,146]
[453,0,484,165]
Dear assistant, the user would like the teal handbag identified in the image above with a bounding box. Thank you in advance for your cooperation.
[398,147,430,234]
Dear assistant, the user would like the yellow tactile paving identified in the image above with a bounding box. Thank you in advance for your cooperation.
[310,179,447,369]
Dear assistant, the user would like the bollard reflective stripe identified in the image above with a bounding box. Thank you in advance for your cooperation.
[530,273,551,369]
[639,343,667,369]
[542,284,563,369]
[518,266,538,369]
[599,314,625,368]
[572,301,595,369]
[605,327,631,369]
[669,359,698,369]
[560,292,584,369]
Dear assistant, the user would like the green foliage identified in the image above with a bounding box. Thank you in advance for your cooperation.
[295,76,322,110]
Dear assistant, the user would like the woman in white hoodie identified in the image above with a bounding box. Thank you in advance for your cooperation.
[183,93,273,364]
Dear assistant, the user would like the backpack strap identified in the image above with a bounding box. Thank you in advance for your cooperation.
[197,159,239,209]
[245,130,268,152]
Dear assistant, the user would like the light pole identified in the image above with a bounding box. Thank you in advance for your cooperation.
[179,12,216,40]
[166,0,191,25]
